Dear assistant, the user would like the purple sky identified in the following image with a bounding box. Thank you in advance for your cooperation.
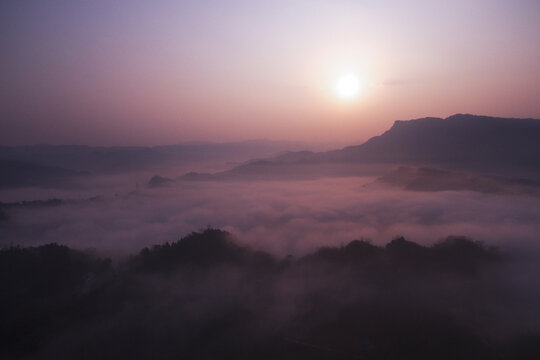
[1,0,540,146]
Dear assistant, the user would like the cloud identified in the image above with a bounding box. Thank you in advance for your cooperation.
[2,176,540,258]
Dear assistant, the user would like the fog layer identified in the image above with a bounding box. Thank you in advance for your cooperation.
[2,176,540,257]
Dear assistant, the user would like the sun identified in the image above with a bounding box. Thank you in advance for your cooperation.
[334,73,363,100]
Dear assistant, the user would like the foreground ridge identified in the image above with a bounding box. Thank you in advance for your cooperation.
[4,229,537,360]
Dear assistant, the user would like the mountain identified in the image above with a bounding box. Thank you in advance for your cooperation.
[0,160,86,189]
[6,231,531,360]
[183,114,540,180]
[147,175,174,188]
[374,166,540,195]
[327,114,540,170]
[0,140,318,174]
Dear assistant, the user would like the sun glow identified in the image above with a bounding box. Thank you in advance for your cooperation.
[333,73,364,100]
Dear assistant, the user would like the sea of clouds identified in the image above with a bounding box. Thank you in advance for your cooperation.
[2,176,540,258]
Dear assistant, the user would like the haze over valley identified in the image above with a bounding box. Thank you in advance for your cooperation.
[2,1,540,358]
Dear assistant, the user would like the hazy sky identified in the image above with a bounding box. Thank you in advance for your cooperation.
[1,0,540,146]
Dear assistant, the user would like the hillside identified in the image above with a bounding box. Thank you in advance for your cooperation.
[183,114,540,181]
[331,114,540,170]
[0,160,86,189]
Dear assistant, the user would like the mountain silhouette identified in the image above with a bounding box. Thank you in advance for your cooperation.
[4,230,532,360]
[0,140,313,174]
[0,159,86,189]
[374,166,540,195]
[182,114,540,181]
[326,114,540,170]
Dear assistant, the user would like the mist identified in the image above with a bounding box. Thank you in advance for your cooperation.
[2,146,540,359]
[3,227,540,359]
[2,174,540,258]
[3,0,540,357]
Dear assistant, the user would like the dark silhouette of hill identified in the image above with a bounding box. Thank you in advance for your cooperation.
[0,140,315,174]
[0,199,62,224]
[0,244,115,357]
[0,159,86,189]
[0,198,64,209]
[147,175,174,188]
[298,235,498,277]
[129,228,276,273]
[179,162,389,181]
[329,114,540,170]
[375,166,540,195]
[183,114,540,181]
[2,229,539,359]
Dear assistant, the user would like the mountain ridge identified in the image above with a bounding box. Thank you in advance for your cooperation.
[0,140,317,174]
[181,114,540,181]
[258,113,540,167]
[334,113,540,166]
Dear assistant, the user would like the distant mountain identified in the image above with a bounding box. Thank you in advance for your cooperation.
[0,160,86,189]
[147,175,173,188]
[0,140,317,174]
[184,114,540,180]
[325,114,540,170]
[374,166,540,195]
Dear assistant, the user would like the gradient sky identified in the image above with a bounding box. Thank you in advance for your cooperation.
[1,0,540,146]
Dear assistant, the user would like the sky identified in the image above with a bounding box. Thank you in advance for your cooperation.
[1,0,540,146]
